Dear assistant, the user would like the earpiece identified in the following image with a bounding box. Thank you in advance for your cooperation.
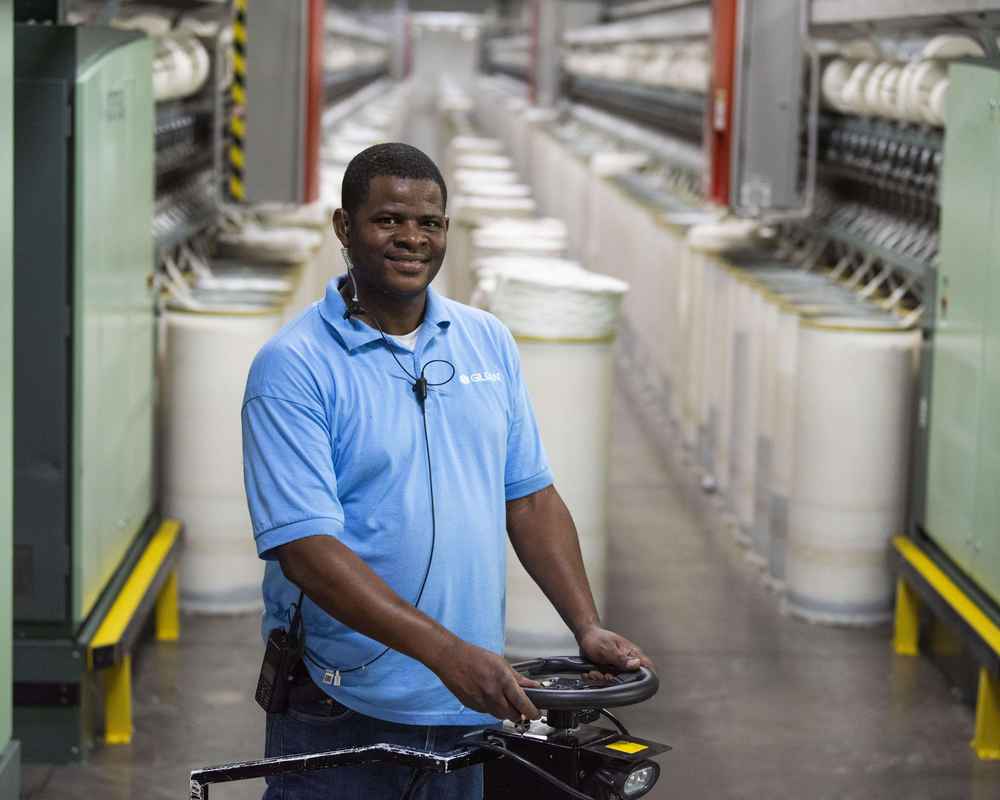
[341,247,366,320]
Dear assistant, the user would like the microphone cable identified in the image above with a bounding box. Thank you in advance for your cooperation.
[301,257,455,685]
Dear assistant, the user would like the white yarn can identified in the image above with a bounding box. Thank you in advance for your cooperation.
[677,243,706,451]
[515,108,558,179]
[471,225,568,273]
[491,270,628,657]
[653,215,695,424]
[785,316,919,624]
[686,222,759,472]
[727,271,764,546]
[472,256,586,311]
[629,214,679,415]
[444,136,504,184]
[452,153,514,172]
[442,196,537,302]
[585,177,635,281]
[749,272,869,585]
[162,295,282,613]
[560,149,594,262]
[531,127,563,219]
[752,290,781,571]
[699,259,735,495]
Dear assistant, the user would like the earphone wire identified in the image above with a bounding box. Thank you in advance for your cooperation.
[300,249,455,678]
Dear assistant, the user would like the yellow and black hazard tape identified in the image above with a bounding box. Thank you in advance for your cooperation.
[228,0,248,201]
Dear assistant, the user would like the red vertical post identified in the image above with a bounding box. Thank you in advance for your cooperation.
[707,0,738,207]
[304,0,324,203]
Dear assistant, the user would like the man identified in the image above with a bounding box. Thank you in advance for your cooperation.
[242,143,651,799]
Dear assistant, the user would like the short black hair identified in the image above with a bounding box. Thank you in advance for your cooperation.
[341,142,448,220]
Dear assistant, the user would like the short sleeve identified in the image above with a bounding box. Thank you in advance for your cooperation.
[501,329,554,500]
[242,395,345,559]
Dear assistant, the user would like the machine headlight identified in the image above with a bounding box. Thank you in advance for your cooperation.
[622,763,658,797]
[592,759,660,799]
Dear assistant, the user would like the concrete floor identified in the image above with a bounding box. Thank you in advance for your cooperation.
[21,387,1000,799]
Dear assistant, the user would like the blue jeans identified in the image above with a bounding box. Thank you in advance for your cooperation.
[263,679,487,800]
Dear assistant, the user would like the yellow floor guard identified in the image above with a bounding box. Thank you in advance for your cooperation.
[892,536,1000,761]
[89,519,182,745]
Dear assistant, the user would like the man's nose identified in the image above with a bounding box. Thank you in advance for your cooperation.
[393,220,426,249]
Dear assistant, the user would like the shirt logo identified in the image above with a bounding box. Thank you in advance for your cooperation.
[459,371,503,385]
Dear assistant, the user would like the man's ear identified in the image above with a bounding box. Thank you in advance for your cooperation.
[332,208,351,248]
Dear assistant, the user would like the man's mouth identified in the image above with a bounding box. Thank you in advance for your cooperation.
[385,254,429,271]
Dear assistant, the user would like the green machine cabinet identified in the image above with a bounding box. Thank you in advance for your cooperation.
[12,25,155,762]
[1,0,19,795]
[922,61,1000,606]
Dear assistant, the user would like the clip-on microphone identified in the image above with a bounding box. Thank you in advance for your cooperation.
[343,299,365,320]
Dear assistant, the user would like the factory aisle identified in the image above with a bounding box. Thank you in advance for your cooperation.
[20,387,1000,800]
[606,387,1000,799]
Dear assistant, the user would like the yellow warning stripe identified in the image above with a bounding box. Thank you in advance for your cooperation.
[229,175,246,201]
[228,0,248,201]
[893,536,1000,657]
[87,520,182,669]
[232,83,246,107]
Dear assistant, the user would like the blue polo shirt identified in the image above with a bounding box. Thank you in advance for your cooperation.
[242,278,553,726]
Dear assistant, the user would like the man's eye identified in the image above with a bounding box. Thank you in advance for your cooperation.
[423,220,442,229]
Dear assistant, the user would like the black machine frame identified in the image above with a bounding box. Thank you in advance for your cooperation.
[191,657,669,800]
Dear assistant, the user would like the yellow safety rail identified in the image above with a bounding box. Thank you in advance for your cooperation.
[88,519,182,744]
[893,535,1000,760]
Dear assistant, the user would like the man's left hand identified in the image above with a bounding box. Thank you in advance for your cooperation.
[577,625,655,673]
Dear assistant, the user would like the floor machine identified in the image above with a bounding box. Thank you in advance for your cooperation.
[190,657,668,799]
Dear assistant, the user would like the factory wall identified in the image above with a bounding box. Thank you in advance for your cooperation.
[0,0,16,795]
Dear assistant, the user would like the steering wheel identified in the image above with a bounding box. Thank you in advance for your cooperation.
[512,656,659,710]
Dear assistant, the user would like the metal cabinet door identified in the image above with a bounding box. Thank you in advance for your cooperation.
[972,74,1000,604]
[925,63,1000,580]
[71,32,154,624]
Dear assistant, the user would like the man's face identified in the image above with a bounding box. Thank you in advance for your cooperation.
[334,175,448,300]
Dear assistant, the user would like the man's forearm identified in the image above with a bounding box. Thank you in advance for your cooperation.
[506,485,601,640]
[276,534,459,672]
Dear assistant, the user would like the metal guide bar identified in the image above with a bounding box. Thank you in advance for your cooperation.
[489,62,530,83]
[605,0,708,21]
[564,5,710,44]
[322,78,393,131]
[566,76,704,140]
[569,101,705,174]
[324,65,390,105]
[812,0,1000,27]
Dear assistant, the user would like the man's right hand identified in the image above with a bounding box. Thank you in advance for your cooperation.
[432,639,541,723]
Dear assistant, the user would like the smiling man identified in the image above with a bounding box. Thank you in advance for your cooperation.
[241,143,651,799]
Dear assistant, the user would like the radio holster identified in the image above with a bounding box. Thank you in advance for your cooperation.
[254,591,305,714]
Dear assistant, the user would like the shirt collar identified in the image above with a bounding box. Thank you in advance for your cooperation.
[319,275,451,354]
